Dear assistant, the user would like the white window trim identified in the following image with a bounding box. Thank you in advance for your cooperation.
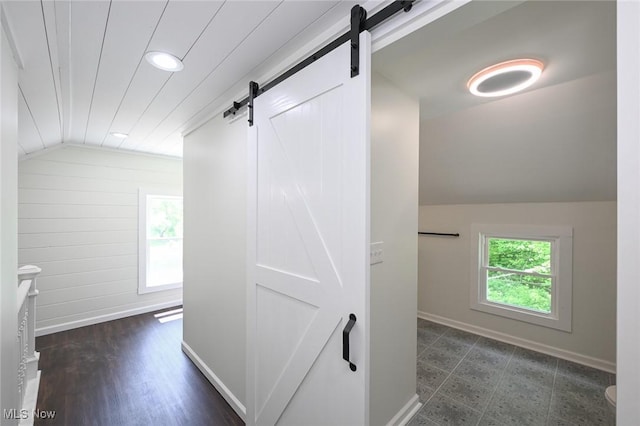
[138,188,183,294]
[470,223,573,332]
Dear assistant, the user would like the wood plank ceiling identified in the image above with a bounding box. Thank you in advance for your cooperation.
[4,0,357,157]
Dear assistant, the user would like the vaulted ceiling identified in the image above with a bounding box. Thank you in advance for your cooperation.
[3,0,358,158]
[373,0,617,205]
[374,0,616,122]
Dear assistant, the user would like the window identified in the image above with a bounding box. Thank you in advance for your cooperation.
[470,224,573,331]
[139,189,183,294]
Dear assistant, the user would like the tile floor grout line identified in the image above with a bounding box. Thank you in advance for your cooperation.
[427,330,448,347]
[544,358,560,425]
[417,324,448,359]
[412,325,454,424]
[419,335,481,419]
[474,344,517,426]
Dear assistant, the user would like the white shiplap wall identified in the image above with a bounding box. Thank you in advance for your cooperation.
[18,144,183,335]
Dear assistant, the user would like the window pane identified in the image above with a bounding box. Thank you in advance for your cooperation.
[487,238,551,274]
[487,270,551,313]
[148,197,183,239]
[148,239,183,287]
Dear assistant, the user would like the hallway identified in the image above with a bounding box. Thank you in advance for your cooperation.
[32,310,617,425]
[35,308,243,426]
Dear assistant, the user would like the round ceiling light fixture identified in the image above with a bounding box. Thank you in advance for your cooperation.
[110,132,128,139]
[144,51,184,72]
[467,58,544,97]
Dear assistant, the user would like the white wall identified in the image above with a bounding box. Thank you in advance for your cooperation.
[418,71,616,206]
[418,201,617,369]
[182,113,247,416]
[17,144,182,335]
[0,16,19,422]
[616,2,640,423]
[370,73,419,425]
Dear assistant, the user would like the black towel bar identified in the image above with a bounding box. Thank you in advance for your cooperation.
[418,232,460,237]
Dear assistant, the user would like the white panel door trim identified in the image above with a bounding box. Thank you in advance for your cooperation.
[247,31,371,426]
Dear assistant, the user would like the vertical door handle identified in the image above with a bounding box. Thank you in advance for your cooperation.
[342,313,357,371]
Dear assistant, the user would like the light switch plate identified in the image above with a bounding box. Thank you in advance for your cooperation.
[370,242,384,265]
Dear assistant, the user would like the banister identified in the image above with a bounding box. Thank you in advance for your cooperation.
[18,264,42,281]
[17,279,30,310]
[16,264,42,419]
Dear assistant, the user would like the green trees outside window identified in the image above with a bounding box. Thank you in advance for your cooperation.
[486,238,552,313]
[147,196,183,287]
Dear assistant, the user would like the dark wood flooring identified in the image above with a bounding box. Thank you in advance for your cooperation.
[35,307,244,426]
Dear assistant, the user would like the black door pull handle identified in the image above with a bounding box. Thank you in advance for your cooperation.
[342,313,357,371]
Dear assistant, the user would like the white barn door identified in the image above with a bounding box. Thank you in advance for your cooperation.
[247,31,371,426]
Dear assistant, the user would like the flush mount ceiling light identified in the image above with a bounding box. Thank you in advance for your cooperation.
[467,59,544,97]
[110,132,128,139]
[144,51,184,72]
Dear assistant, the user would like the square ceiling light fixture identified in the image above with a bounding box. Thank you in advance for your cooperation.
[144,51,184,72]
[467,59,544,97]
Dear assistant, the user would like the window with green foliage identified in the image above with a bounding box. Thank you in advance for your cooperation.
[470,224,573,332]
[485,238,552,313]
[139,190,183,294]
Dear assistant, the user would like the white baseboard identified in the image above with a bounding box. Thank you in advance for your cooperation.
[181,341,246,421]
[418,311,616,373]
[35,300,183,336]
[386,394,421,426]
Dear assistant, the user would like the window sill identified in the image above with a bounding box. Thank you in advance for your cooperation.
[138,282,183,295]
[471,300,571,332]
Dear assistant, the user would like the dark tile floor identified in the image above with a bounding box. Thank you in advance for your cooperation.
[410,319,616,426]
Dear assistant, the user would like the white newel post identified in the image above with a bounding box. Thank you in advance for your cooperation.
[17,265,41,422]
